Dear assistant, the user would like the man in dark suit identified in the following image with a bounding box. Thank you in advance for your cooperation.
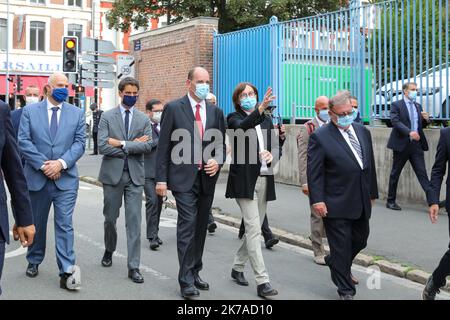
[307,90,378,300]
[11,85,41,139]
[350,95,362,124]
[422,127,450,299]
[156,67,226,298]
[386,82,430,210]
[0,99,35,295]
[144,99,164,250]
[90,103,103,155]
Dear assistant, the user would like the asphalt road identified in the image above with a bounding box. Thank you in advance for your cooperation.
[2,181,449,300]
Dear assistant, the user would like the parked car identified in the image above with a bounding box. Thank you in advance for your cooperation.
[372,62,450,122]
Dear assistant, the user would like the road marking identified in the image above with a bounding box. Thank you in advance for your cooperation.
[79,186,92,190]
[5,231,27,259]
[74,232,171,280]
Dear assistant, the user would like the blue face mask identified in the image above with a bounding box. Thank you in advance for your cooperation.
[318,109,330,122]
[122,95,138,108]
[51,87,69,103]
[240,97,257,111]
[195,83,210,100]
[409,90,418,101]
[336,113,355,127]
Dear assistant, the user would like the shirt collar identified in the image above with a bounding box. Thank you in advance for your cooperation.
[338,124,355,134]
[46,99,62,110]
[404,96,413,105]
[315,116,325,127]
[120,104,134,115]
[188,93,205,109]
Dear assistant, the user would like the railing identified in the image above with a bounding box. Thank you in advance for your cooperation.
[213,0,450,122]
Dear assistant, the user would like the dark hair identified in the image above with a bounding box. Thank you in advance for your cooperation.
[403,82,417,92]
[232,82,259,111]
[146,99,162,111]
[118,77,140,92]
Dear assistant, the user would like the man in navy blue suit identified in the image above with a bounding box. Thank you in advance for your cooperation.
[0,99,35,295]
[386,82,430,210]
[307,90,378,300]
[11,85,41,139]
[18,73,85,290]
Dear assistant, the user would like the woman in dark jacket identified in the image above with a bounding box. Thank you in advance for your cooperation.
[225,82,285,297]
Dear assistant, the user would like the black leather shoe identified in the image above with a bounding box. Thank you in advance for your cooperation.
[128,269,144,283]
[26,263,39,278]
[422,276,444,300]
[150,239,160,250]
[231,269,249,286]
[101,250,112,267]
[265,238,279,249]
[439,200,446,208]
[386,202,402,210]
[257,282,278,297]
[181,285,200,299]
[207,222,217,233]
[156,237,163,245]
[194,274,209,290]
[238,228,244,240]
[339,294,354,300]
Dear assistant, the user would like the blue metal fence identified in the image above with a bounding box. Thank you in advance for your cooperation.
[213,0,450,122]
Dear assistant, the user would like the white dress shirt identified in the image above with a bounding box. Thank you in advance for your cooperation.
[188,93,206,130]
[43,99,67,170]
[338,124,363,169]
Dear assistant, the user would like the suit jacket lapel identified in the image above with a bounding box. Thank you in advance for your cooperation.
[402,100,412,128]
[205,102,215,131]
[54,103,67,143]
[329,123,361,168]
[115,106,127,139]
[180,95,196,132]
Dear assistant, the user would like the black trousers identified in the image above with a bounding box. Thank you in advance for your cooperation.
[432,214,450,286]
[144,178,164,240]
[323,215,370,296]
[239,215,273,242]
[93,131,98,154]
[172,172,214,288]
[387,141,430,203]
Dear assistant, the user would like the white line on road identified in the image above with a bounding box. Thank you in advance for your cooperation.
[5,231,27,259]
[74,232,171,281]
[79,186,92,190]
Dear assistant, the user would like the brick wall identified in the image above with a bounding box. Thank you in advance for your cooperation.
[50,18,64,51]
[13,15,26,50]
[130,17,219,111]
[50,0,65,4]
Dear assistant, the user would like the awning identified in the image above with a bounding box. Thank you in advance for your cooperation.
[0,75,94,97]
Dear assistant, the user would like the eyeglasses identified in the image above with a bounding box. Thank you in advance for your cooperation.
[239,91,256,100]
[330,109,353,118]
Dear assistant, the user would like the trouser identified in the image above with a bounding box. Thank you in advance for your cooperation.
[172,172,214,288]
[310,207,326,257]
[26,180,78,276]
[432,215,450,286]
[233,176,270,285]
[103,171,143,270]
[144,178,163,240]
[323,215,370,296]
[93,131,98,154]
[208,212,215,225]
[387,142,430,203]
[0,240,5,295]
[239,214,273,242]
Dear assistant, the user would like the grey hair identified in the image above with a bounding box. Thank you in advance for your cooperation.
[329,90,351,109]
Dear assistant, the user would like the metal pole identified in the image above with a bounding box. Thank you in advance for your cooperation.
[5,0,10,105]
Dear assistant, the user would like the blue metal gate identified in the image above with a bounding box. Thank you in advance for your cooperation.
[213,0,450,122]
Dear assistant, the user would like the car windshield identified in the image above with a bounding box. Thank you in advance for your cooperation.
[418,63,450,77]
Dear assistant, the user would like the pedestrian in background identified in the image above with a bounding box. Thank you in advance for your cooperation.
[90,103,103,155]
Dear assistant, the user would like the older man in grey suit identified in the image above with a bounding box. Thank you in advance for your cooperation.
[98,77,152,283]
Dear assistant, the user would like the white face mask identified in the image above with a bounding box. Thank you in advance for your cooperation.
[25,96,40,105]
[152,111,162,124]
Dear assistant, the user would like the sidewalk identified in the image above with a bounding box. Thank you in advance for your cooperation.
[78,151,449,282]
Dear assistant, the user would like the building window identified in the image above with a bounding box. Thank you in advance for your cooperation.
[68,24,83,52]
[30,21,45,52]
[68,0,82,7]
[30,0,45,4]
[0,19,6,51]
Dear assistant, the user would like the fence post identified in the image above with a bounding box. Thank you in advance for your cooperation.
[270,16,280,118]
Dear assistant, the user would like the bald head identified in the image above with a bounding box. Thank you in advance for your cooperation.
[48,73,68,87]
[186,66,210,102]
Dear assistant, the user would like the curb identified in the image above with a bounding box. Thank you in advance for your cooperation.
[79,175,450,293]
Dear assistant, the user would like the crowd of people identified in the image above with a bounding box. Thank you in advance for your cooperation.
[0,67,449,301]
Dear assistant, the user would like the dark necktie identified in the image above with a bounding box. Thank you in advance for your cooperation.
[152,123,159,135]
[345,128,363,164]
[50,107,59,140]
[195,104,204,170]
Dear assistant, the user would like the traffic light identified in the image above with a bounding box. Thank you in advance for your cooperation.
[75,85,85,94]
[16,75,23,92]
[62,36,78,73]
